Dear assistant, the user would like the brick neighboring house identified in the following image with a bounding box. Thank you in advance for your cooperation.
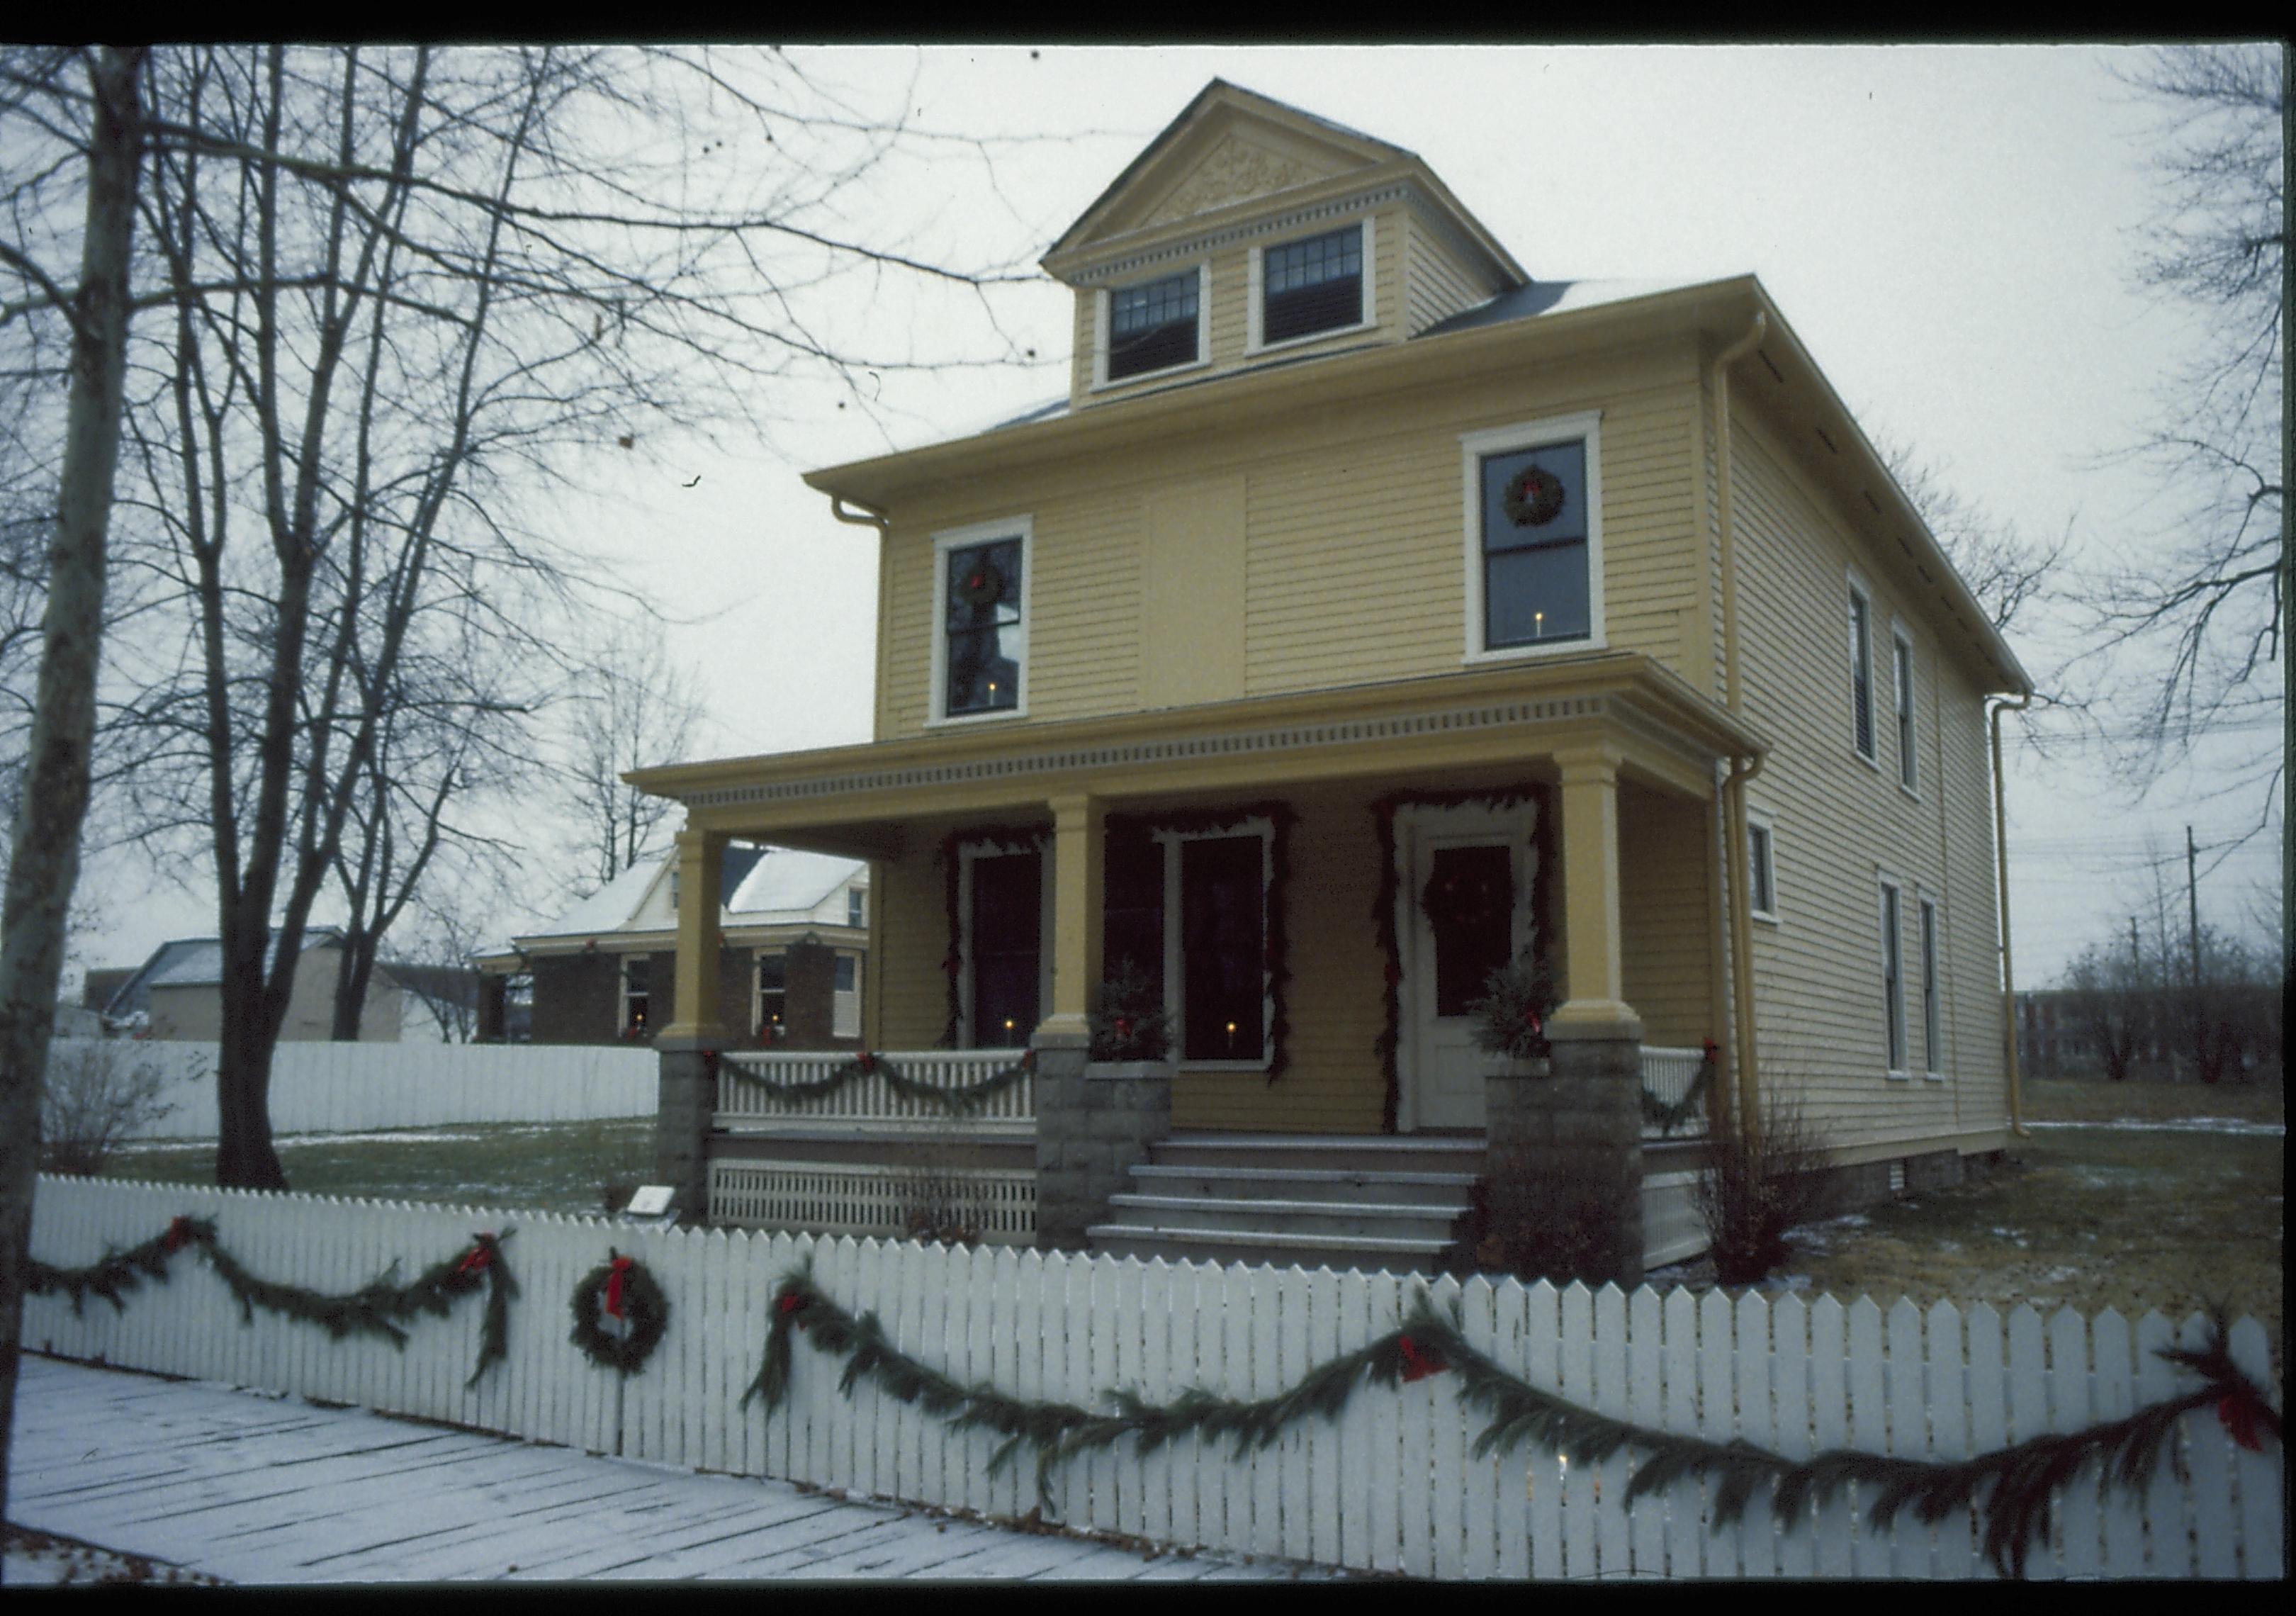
[96,927,471,1043]
[475,843,869,1049]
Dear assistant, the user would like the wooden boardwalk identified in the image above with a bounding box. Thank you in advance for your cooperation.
[7,1357,1344,1583]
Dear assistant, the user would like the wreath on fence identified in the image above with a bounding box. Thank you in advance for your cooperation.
[568,1250,670,1376]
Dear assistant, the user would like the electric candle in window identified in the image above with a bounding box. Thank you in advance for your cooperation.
[1003,1017,1015,1040]
[1225,1019,1237,1053]
[1534,610,1546,639]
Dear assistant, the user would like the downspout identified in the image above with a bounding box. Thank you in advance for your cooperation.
[829,493,889,536]
[826,490,891,1052]
[1989,692,2032,1139]
[1710,311,1767,1139]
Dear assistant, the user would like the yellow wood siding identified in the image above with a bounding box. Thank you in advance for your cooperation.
[1616,782,1716,1047]
[1727,407,2005,1153]
[1140,474,1247,707]
[1402,205,1502,337]
[872,850,955,1052]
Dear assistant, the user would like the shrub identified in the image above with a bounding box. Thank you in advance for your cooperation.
[40,1040,181,1175]
[1694,1095,1835,1284]
[1465,955,1555,1061]
[1463,1143,1624,1284]
[887,1138,996,1245]
[1088,958,1172,1062]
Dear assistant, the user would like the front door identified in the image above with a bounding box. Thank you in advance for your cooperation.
[1402,803,1536,1130]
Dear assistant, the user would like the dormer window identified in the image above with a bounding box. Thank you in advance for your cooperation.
[1105,269,1202,381]
[1256,222,1366,347]
[930,518,1031,724]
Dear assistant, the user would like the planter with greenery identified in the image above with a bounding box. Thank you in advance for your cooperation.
[1466,955,1555,1076]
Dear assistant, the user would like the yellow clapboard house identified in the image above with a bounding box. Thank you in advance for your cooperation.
[630,82,2031,1278]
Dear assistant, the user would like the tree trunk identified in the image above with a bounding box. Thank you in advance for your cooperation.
[215,936,288,1187]
[332,928,380,1040]
[0,44,146,1572]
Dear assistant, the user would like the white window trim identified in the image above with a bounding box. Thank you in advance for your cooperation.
[1847,570,1879,769]
[954,836,1053,1050]
[1091,261,1211,392]
[1891,620,1920,799]
[619,956,651,1034]
[1460,411,1607,664]
[1246,213,1378,357]
[1747,810,1780,924]
[1878,873,1909,1079]
[1154,817,1277,1074]
[927,517,1032,729]
[1918,891,1945,1080]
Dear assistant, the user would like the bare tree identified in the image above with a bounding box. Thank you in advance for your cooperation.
[2060,936,2154,1082]
[39,1036,181,1174]
[1876,435,2069,639]
[0,41,147,1578]
[2074,45,2284,820]
[11,46,1039,1189]
[561,622,707,894]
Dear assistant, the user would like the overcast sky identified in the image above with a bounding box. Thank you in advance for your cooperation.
[72,43,2283,993]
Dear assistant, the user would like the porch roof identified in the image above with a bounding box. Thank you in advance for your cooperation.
[627,652,1763,858]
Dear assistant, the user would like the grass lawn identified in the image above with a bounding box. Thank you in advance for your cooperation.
[1737,1075,2285,1384]
[101,1118,656,1220]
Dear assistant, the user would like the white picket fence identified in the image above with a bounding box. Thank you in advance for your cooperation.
[43,1039,657,1138]
[23,1174,2283,1580]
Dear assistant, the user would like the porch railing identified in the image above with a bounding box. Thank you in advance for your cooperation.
[1638,1044,1711,1139]
[715,1048,1035,1138]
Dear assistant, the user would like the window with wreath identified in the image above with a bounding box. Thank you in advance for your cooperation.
[1262,223,1363,344]
[939,532,1025,719]
[1468,423,1598,654]
[1106,269,1200,381]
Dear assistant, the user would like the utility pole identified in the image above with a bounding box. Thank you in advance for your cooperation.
[2130,913,2146,1072]
[2185,825,2202,994]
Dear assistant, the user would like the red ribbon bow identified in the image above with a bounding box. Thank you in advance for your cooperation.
[457,1242,491,1277]
[1398,1334,1447,1384]
[162,1216,194,1252]
[777,1291,812,1331]
[604,1255,634,1320]
[857,1051,877,1072]
[2218,1393,2264,1452]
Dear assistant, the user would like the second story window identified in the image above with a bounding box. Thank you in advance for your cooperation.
[1849,580,1876,763]
[1462,414,1603,658]
[1893,628,1918,793]
[1261,223,1363,344]
[1106,269,1200,381]
[933,520,1030,723]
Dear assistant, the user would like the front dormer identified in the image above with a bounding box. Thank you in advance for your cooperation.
[1041,82,1523,411]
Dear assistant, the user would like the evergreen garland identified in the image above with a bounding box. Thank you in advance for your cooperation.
[1640,1044,1716,1135]
[746,1266,2281,1580]
[28,1216,517,1388]
[724,1048,1037,1113]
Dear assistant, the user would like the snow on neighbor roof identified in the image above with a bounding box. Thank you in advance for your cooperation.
[525,856,661,942]
[103,926,344,1019]
[726,847,866,919]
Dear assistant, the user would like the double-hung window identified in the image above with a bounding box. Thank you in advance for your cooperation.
[1879,879,1906,1074]
[932,519,1030,723]
[1892,627,1918,793]
[1463,415,1603,658]
[755,953,787,1041]
[1105,268,1201,382]
[620,958,651,1036]
[1849,579,1877,763]
[1748,816,1778,921]
[1257,222,1366,346]
[1097,818,1276,1068]
[1918,896,1942,1077]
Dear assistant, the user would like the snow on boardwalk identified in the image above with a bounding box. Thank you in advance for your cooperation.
[9,1357,1341,1583]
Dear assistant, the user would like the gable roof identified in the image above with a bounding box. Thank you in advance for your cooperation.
[1041,79,1523,289]
[502,844,867,951]
[102,926,344,1022]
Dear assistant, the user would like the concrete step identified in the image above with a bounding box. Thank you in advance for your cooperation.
[1149,1133,1487,1174]
[1127,1162,1480,1207]
[1086,1221,1457,1278]
[1103,1192,1465,1242]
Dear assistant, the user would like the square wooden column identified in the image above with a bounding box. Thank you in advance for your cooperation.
[1036,792,1105,1049]
[662,826,727,1040]
[1550,744,1641,1037]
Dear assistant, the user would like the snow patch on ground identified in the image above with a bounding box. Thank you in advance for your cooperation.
[115,1121,621,1150]
[2024,1118,2285,1136]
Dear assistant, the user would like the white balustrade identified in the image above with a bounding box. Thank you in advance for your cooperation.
[1638,1044,1711,1138]
[715,1047,1034,1136]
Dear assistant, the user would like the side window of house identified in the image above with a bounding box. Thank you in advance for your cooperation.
[1468,422,1599,656]
[1879,880,1906,1074]
[1849,582,1876,761]
[620,958,649,1036]
[1893,629,1918,792]
[939,531,1026,719]
[756,952,786,1042]
[1261,223,1363,344]
[847,887,865,929]
[1748,819,1778,921]
[1106,269,1200,381]
[832,953,861,1040]
[1919,895,1942,1076]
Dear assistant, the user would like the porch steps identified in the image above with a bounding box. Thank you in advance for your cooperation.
[1087,1134,1483,1276]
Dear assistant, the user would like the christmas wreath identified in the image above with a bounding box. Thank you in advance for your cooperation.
[1421,861,1514,936]
[568,1250,670,1375]
[1502,462,1566,527]
[955,559,1005,609]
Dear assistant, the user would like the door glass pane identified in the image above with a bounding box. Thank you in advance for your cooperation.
[1181,835,1264,1060]
[1426,843,1515,1017]
[971,851,1040,1048]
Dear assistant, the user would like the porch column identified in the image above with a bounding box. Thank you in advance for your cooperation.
[656,824,726,1227]
[1550,744,1640,1036]
[1037,792,1105,1048]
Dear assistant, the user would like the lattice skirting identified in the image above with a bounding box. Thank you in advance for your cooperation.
[708,1159,1037,1245]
